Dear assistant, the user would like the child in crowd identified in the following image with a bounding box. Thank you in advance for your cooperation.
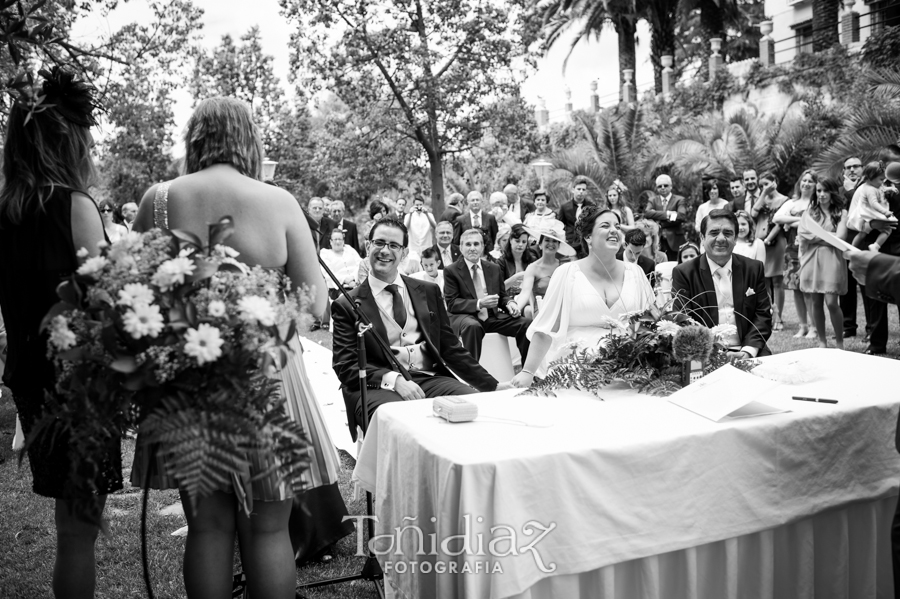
[848,162,897,251]
[410,247,444,293]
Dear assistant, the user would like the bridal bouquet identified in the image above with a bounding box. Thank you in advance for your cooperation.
[37,217,312,513]
[524,299,756,398]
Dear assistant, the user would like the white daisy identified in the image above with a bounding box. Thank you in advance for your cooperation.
[76,255,109,276]
[122,303,165,339]
[207,300,226,318]
[49,316,77,351]
[656,321,682,337]
[76,247,89,259]
[237,295,277,327]
[183,323,224,365]
[151,257,196,291]
[117,283,155,308]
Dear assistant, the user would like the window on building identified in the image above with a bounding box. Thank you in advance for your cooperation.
[792,20,814,54]
[869,0,900,33]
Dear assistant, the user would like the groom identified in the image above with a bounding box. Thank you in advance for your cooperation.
[672,209,772,359]
[331,217,501,440]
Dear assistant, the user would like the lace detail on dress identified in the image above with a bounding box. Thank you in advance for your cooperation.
[154,181,171,230]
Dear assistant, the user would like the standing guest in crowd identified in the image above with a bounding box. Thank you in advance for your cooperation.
[444,228,531,362]
[515,221,573,317]
[635,219,669,264]
[99,198,127,242]
[133,96,331,599]
[798,178,848,349]
[499,223,537,298]
[643,174,688,260]
[558,176,595,258]
[733,210,766,264]
[678,242,700,263]
[332,217,503,439]
[120,201,138,232]
[319,229,362,300]
[362,199,388,243]
[432,220,460,269]
[491,190,520,226]
[606,181,636,232]
[0,66,122,599]
[728,176,747,212]
[394,197,408,218]
[617,228,656,279]
[673,209,772,359]
[308,197,337,250]
[694,179,730,234]
[774,170,817,339]
[329,200,362,255]
[404,196,437,255]
[505,183,534,223]
[439,192,464,223]
[410,247,445,293]
[750,171,788,331]
[453,190,498,250]
[840,156,867,339]
[848,162,896,252]
[523,188,556,226]
[743,169,761,208]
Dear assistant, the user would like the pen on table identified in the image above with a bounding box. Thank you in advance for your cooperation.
[792,396,839,404]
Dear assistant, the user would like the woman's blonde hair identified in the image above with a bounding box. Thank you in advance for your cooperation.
[183,97,264,179]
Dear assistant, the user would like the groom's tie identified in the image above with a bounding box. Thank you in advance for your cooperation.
[386,284,407,329]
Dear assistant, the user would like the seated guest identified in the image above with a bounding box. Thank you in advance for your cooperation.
[490,190,520,226]
[332,217,501,439]
[444,228,532,362]
[499,223,538,297]
[616,228,656,280]
[515,220,574,318]
[733,210,766,264]
[523,188,557,227]
[635,218,669,264]
[330,200,362,255]
[489,223,512,261]
[672,209,773,359]
[432,220,460,269]
[319,229,362,299]
[505,184,534,223]
[410,247,445,293]
[361,199,388,244]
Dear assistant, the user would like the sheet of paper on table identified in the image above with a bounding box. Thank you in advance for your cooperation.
[668,364,788,422]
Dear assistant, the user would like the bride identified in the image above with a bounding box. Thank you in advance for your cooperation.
[511,206,655,386]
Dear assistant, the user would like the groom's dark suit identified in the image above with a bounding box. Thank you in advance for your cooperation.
[332,275,497,440]
[672,253,772,356]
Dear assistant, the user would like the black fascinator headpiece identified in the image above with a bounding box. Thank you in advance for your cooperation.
[7,66,100,127]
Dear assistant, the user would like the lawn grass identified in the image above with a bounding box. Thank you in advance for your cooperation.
[0,294,897,597]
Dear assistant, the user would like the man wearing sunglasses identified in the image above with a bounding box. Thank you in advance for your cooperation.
[332,216,504,439]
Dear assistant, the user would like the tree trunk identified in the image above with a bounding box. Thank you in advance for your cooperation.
[429,152,445,215]
[646,0,678,94]
[812,0,840,52]
[615,16,638,102]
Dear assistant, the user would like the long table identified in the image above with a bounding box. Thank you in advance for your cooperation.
[352,348,900,598]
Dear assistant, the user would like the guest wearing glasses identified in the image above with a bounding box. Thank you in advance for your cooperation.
[643,174,688,261]
[332,217,502,438]
[98,199,127,242]
[843,157,864,196]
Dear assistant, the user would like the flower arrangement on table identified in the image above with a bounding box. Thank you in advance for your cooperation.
[522,299,758,398]
[37,217,312,514]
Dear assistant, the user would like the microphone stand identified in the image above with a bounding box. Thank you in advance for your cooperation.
[291,254,412,599]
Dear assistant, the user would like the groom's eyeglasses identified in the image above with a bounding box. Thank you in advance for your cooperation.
[370,239,405,252]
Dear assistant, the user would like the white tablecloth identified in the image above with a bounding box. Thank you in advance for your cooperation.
[352,348,900,598]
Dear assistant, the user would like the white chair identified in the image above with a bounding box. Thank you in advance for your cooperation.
[479,332,515,381]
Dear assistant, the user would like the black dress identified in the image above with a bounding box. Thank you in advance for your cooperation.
[0,187,122,498]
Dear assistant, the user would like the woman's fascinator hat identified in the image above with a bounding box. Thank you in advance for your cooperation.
[523,219,576,256]
[8,66,101,127]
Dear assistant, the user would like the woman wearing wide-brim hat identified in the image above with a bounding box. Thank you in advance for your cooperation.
[514,219,575,317]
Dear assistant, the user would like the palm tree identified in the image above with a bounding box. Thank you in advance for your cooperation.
[540,0,640,101]
[812,105,900,179]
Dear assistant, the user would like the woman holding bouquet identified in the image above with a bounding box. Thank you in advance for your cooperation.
[132,97,330,599]
[510,206,655,386]
[0,68,121,598]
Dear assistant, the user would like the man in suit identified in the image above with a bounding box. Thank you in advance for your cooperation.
[453,191,499,250]
[309,197,337,250]
[557,176,594,258]
[504,184,534,223]
[439,193,464,223]
[329,200,362,255]
[644,174,688,261]
[742,169,761,208]
[433,220,461,269]
[444,228,531,362]
[121,202,138,232]
[616,228,655,280]
[332,217,501,440]
[673,209,772,359]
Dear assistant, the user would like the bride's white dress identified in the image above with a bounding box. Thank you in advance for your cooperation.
[527,261,655,377]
